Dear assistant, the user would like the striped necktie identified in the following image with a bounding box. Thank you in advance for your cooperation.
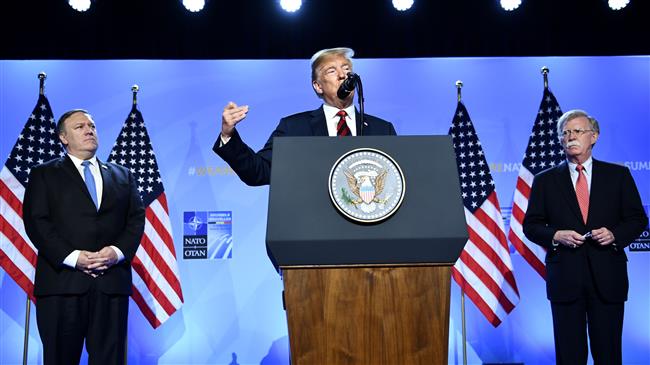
[336,110,351,136]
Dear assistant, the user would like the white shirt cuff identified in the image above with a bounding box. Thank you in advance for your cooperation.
[219,133,231,146]
[63,250,81,268]
[110,245,125,262]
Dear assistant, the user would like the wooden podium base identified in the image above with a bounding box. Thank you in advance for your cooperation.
[282,265,451,365]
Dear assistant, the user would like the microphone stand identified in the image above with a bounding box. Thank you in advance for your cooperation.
[356,76,365,136]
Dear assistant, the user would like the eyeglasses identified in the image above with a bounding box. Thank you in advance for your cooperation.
[561,129,594,137]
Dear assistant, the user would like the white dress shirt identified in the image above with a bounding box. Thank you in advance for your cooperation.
[567,157,593,192]
[322,103,357,136]
[62,154,124,268]
[68,154,104,204]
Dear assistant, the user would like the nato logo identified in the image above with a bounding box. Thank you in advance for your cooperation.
[183,211,233,259]
[183,211,208,259]
[184,211,207,235]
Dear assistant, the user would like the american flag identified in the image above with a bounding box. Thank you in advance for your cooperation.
[108,105,183,328]
[0,94,64,301]
[448,101,520,327]
[508,87,564,279]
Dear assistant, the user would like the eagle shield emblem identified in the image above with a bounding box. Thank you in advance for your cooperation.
[329,148,405,223]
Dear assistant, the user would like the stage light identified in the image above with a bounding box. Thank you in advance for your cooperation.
[182,0,206,12]
[68,0,91,12]
[608,0,629,10]
[500,0,521,11]
[392,0,414,11]
[280,0,301,12]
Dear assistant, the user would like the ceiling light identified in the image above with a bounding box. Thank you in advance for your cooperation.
[182,0,206,12]
[393,0,414,11]
[608,0,629,10]
[280,0,301,12]
[500,0,522,11]
[69,0,92,12]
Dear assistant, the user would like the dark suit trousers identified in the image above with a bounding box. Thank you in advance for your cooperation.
[36,282,129,365]
[550,256,624,365]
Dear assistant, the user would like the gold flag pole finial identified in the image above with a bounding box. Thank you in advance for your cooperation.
[38,72,47,96]
[541,66,549,89]
[131,84,140,106]
[455,80,463,102]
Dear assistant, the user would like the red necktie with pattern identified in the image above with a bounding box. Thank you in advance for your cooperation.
[336,110,351,136]
[575,164,589,224]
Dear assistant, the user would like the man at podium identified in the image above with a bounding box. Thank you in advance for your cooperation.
[213,47,397,186]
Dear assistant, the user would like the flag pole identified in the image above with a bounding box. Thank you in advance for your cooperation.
[22,72,47,365]
[122,84,140,365]
[455,80,468,365]
[132,84,139,106]
[22,295,31,365]
[38,71,46,96]
[541,66,549,89]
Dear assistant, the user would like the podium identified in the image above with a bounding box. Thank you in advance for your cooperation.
[267,136,468,364]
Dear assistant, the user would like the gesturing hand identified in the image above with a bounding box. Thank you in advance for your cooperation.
[221,101,249,139]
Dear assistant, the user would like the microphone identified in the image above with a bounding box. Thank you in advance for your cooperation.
[337,72,359,100]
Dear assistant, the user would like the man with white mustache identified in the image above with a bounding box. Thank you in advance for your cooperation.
[523,109,647,365]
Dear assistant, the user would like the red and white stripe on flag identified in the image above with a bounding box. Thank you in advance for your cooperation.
[108,106,183,328]
[1,94,61,301]
[449,101,520,326]
[131,193,184,328]
[507,87,564,279]
[0,166,37,300]
[452,192,520,327]
[508,167,547,278]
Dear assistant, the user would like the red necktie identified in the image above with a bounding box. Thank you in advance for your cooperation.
[575,164,589,224]
[336,110,351,136]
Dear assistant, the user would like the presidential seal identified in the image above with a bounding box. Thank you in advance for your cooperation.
[329,148,405,223]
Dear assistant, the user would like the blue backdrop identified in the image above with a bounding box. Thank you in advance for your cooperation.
[1,56,649,365]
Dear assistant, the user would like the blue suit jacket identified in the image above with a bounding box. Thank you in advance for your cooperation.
[213,106,397,186]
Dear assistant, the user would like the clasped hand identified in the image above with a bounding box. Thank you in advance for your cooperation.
[553,227,615,248]
[75,247,118,277]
